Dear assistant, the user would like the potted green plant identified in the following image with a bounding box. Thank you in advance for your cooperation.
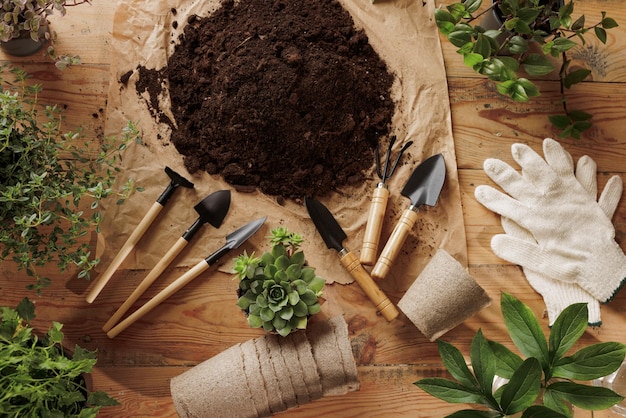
[434,0,618,138]
[0,66,141,293]
[415,292,626,417]
[233,227,325,337]
[1,297,119,416]
[0,0,91,69]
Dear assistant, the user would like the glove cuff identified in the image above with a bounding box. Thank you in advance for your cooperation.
[525,272,602,326]
[580,239,626,303]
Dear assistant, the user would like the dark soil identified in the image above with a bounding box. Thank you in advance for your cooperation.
[137,0,396,199]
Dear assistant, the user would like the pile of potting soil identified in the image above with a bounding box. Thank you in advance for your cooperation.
[142,0,396,199]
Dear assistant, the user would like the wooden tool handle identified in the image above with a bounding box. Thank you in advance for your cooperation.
[106,259,210,339]
[340,249,399,322]
[86,202,164,303]
[371,208,419,280]
[360,186,389,266]
[102,236,189,332]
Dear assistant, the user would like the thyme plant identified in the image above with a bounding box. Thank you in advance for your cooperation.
[0,67,142,292]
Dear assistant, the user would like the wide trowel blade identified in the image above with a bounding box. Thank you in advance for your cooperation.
[305,197,346,252]
[194,189,231,228]
[401,153,446,207]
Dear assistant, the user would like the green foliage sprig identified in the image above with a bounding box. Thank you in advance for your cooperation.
[0,298,119,417]
[233,227,325,337]
[435,0,618,138]
[415,293,626,417]
[0,67,142,293]
[0,0,91,69]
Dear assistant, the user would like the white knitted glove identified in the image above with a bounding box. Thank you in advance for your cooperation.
[500,154,622,326]
[475,138,626,303]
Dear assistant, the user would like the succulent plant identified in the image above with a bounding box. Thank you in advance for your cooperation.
[233,227,325,337]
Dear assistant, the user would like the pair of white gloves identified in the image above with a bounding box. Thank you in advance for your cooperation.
[475,138,626,326]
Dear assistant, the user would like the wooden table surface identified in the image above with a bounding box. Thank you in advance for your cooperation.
[2,1,626,417]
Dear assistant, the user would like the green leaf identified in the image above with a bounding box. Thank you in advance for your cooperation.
[563,69,590,89]
[543,389,574,417]
[435,9,458,35]
[522,54,554,76]
[521,405,569,418]
[16,297,35,321]
[489,340,523,379]
[594,27,607,44]
[472,34,492,58]
[549,114,571,129]
[552,37,577,53]
[547,381,624,410]
[307,276,325,295]
[449,30,473,48]
[437,339,478,389]
[464,53,485,69]
[500,357,542,414]
[601,17,618,30]
[463,0,482,14]
[507,36,529,55]
[247,314,263,328]
[414,378,484,404]
[470,329,495,395]
[501,293,549,368]
[260,307,275,322]
[87,391,120,407]
[549,303,587,362]
[553,342,626,380]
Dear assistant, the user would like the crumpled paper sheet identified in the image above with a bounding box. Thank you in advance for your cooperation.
[97,0,467,291]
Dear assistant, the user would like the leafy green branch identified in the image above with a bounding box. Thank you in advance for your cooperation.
[435,0,618,139]
[415,293,626,417]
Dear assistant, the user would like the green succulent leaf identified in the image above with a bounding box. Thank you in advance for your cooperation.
[301,267,316,282]
[237,296,251,310]
[279,306,294,320]
[301,289,319,305]
[276,325,292,337]
[274,254,290,271]
[288,290,300,306]
[293,300,308,317]
[546,381,624,410]
[501,293,549,368]
[293,315,308,330]
[307,276,325,295]
[293,279,308,295]
[307,302,321,315]
[271,243,287,259]
[414,378,484,404]
[500,357,542,415]
[290,251,305,267]
[260,307,275,322]
[248,314,263,328]
[285,263,302,280]
[272,316,287,330]
[261,251,275,266]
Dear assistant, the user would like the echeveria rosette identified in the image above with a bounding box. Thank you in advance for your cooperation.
[234,236,325,337]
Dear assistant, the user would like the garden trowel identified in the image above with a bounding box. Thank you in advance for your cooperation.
[102,190,231,332]
[86,166,194,303]
[305,197,399,321]
[106,216,267,339]
[371,153,446,280]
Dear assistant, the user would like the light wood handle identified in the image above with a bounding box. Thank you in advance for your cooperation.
[371,208,419,280]
[86,202,164,303]
[102,236,190,332]
[106,259,209,339]
[340,249,399,322]
[360,186,389,266]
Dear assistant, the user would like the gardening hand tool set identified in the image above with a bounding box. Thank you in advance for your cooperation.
[86,166,195,303]
[360,135,412,266]
[106,216,266,338]
[475,138,626,320]
[102,190,232,332]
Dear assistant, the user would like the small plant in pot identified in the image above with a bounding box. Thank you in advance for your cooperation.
[1,297,119,416]
[434,0,618,139]
[415,293,626,417]
[0,0,91,69]
[0,66,142,293]
[233,227,325,337]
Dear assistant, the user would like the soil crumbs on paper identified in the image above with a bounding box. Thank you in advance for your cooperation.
[138,0,396,199]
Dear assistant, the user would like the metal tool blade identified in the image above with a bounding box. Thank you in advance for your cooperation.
[401,153,446,207]
[205,216,267,265]
[305,197,346,252]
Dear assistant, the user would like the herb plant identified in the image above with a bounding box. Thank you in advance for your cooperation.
[233,227,325,337]
[434,0,618,138]
[415,293,626,417]
[0,297,119,417]
[0,67,142,292]
[0,0,91,69]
